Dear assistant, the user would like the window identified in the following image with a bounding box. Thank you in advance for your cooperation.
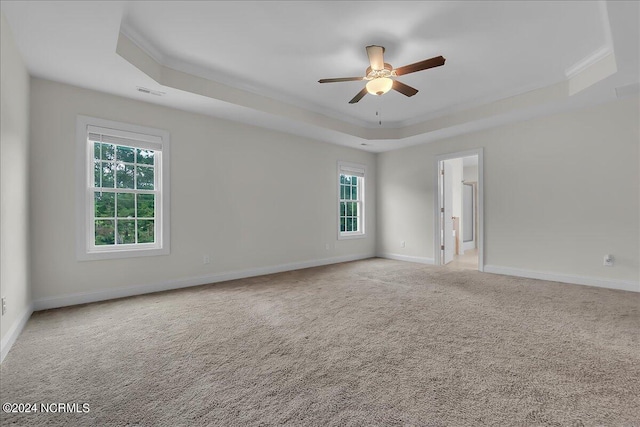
[338,161,365,239]
[76,116,170,260]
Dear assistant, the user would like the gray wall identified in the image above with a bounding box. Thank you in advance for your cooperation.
[29,78,376,303]
[377,96,639,289]
[1,14,31,347]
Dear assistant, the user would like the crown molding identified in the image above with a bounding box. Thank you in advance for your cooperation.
[115,0,619,152]
[565,45,614,79]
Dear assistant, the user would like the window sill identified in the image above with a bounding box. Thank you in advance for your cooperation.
[338,232,366,240]
[78,246,169,261]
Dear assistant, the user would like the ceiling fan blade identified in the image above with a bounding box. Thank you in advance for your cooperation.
[348,87,368,104]
[318,77,365,83]
[392,80,419,97]
[366,45,385,71]
[394,56,446,76]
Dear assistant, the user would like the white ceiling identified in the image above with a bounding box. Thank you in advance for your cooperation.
[2,1,638,152]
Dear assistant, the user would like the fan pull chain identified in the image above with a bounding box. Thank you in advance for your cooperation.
[376,96,382,126]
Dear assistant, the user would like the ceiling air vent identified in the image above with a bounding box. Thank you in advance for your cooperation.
[137,87,165,96]
[615,82,639,99]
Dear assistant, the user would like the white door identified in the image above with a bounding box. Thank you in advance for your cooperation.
[443,161,454,264]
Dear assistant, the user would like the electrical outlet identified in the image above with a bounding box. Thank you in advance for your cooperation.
[325,243,330,251]
[203,255,211,265]
[1,297,6,316]
[603,254,614,267]
[401,241,406,248]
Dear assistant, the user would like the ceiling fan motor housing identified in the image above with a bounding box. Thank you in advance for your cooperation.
[365,63,395,80]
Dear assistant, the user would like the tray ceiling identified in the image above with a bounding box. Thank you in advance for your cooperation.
[1,1,638,152]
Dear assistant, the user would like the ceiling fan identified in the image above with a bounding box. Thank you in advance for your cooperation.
[318,45,445,104]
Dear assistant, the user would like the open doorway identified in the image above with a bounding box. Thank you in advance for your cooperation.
[435,149,483,271]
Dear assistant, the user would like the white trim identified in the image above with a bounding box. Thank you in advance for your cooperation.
[564,0,615,80]
[597,0,614,50]
[564,46,613,79]
[434,148,484,272]
[76,115,171,261]
[0,304,33,363]
[484,265,639,293]
[377,253,435,265]
[337,161,365,174]
[87,124,163,148]
[119,24,167,65]
[338,233,367,240]
[117,30,372,131]
[33,253,374,311]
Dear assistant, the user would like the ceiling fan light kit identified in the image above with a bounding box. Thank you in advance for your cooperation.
[366,77,393,95]
[319,45,446,104]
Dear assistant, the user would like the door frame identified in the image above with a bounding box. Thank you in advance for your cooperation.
[434,148,484,271]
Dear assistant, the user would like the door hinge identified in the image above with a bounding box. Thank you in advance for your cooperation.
[440,207,444,213]
[440,245,445,250]
[440,169,445,175]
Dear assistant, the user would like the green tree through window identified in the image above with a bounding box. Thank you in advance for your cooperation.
[338,162,365,237]
[92,141,156,246]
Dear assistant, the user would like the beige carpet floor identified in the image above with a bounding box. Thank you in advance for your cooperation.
[1,259,639,426]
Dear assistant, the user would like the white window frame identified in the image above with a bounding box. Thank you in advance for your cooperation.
[76,115,170,260]
[337,161,366,240]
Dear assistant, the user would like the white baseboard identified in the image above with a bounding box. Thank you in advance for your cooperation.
[33,253,374,311]
[484,265,639,293]
[377,253,435,265]
[1,304,34,363]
